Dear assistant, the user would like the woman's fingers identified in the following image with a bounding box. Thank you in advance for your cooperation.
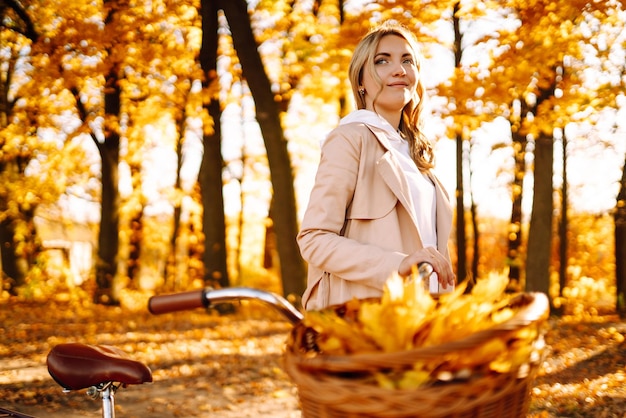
[399,248,456,288]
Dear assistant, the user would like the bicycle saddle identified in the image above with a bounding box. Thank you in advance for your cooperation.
[47,343,153,390]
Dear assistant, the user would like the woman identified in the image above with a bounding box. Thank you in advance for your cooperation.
[297,21,456,311]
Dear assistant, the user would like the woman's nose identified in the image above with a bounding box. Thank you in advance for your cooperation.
[393,63,407,76]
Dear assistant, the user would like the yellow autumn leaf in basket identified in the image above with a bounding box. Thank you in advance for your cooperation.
[374,363,431,389]
[397,368,431,389]
[490,325,542,374]
[463,338,508,369]
[359,273,436,352]
[472,270,510,301]
[303,301,379,354]
[422,272,511,347]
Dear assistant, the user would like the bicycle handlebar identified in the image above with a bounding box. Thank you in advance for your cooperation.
[148,263,435,325]
[148,287,304,325]
[148,289,207,315]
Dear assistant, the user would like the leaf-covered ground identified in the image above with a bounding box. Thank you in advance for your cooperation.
[1,297,624,418]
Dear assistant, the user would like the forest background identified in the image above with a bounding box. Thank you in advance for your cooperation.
[1,0,626,318]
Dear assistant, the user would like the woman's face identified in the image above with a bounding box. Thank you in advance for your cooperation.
[361,34,419,123]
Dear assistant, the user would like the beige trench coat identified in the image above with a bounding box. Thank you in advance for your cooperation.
[297,122,453,310]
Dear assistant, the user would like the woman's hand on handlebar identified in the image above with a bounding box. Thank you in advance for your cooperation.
[398,247,456,289]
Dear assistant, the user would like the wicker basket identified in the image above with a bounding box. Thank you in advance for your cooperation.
[284,292,549,418]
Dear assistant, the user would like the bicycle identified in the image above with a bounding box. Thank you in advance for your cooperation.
[1,263,435,418]
[0,287,304,418]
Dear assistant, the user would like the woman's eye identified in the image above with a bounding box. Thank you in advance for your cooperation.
[374,58,388,65]
[403,58,415,65]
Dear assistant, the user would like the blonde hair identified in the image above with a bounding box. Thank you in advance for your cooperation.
[348,21,434,170]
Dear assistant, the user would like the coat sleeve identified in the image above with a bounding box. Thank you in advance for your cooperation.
[297,124,406,289]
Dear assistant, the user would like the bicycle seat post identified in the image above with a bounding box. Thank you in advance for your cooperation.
[86,382,118,418]
[100,383,115,418]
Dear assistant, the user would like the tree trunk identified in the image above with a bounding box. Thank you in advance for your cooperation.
[455,133,468,284]
[167,106,186,291]
[220,0,306,301]
[232,106,247,282]
[199,107,228,289]
[94,122,121,305]
[451,3,468,284]
[199,0,229,289]
[264,201,278,270]
[525,133,553,298]
[127,207,144,283]
[555,130,568,316]
[0,217,26,293]
[470,190,479,284]
[0,190,39,294]
[508,129,527,288]
[94,64,122,305]
[169,200,182,290]
[615,151,626,318]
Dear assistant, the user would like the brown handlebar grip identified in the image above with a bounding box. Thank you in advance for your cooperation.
[148,289,206,314]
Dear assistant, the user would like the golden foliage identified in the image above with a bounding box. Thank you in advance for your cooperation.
[1,0,624,305]
[433,0,624,139]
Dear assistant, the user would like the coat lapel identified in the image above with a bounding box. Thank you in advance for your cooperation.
[367,127,422,238]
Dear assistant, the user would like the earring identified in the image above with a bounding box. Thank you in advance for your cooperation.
[358,87,365,96]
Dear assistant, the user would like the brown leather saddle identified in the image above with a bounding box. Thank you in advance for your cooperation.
[47,343,153,390]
